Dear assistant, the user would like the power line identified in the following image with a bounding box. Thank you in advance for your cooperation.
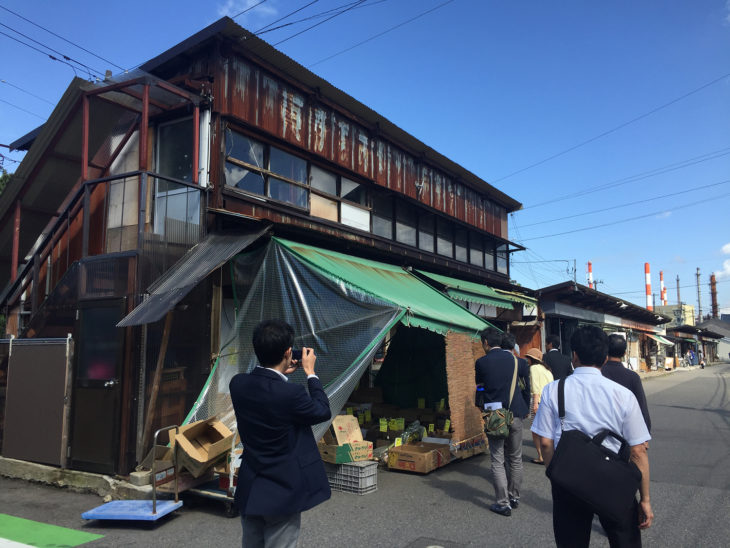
[0,3,125,71]
[517,189,730,242]
[0,97,45,119]
[516,178,730,228]
[493,70,730,183]
[272,0,367,47]
[0,23,103,78]
[256,1,387,35]
[1,78,54,105]
[521,145,730,211]
[0,29,79,77]
[233,0,271,19]
[308,0,456,67]
[254,0,321,34]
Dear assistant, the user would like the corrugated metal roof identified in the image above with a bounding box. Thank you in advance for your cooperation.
[415,270,514,309]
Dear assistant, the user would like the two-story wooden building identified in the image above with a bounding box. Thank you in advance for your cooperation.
[0,18,527,475]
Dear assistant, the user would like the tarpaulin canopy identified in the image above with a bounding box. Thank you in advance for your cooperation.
[647,333,673,346]
[277,238,494,335]
[493,288,537,308]
[415,269,514,309]
[117,229,267,327]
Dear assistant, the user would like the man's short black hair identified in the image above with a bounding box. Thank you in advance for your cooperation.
[500,332,516,350]
[546,334,561,349]
[607,334,627,358]
[480,327,503,348]
[570,325,608,367]
[253,319,294,367]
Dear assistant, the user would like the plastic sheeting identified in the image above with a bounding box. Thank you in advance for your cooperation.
[184,239,403,440]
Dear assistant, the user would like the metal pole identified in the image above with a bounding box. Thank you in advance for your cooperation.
[696,267,702,323]
[676,275,681,305]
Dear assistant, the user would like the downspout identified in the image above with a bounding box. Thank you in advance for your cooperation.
[198,107,211,188]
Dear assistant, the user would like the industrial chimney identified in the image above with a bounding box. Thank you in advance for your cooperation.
[587,262,594,289]
[710,273,719,318]
[645,263,653,311]
[660,271,667,306]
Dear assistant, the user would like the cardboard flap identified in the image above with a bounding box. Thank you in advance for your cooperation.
[329,415,363,444]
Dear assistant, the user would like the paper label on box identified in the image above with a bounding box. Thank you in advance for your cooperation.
[444,419,451,432]
[417,398,425,409]
[396,418,405,430]
[438,398,445,411]
[357,414,364,425]
[380,418,388,432]
[346,407,354,415]
[428,423,435,433]
[388,418,398,430]
[394,438,402,447]
[365,410,372,422]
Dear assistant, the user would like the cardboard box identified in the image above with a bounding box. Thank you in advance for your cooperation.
[387,442,451,474]
[318,415,374,464]
[173,418,235,478]
[451,432,488,460]
[136,445,176,487]
[157,469,215,493]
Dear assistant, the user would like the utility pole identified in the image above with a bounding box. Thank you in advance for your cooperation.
[696,267,702,323]
[676,275,681,305]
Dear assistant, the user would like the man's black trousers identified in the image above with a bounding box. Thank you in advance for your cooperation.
[551,483,642,547]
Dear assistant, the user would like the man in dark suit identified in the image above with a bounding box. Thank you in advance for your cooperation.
[602,334,651,433]
[543,334,573,381]
[230,319,332,547]
[475,328,530,517]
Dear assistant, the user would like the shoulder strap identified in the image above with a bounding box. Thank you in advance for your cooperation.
[557,376,566,431]
[508,354,518,407]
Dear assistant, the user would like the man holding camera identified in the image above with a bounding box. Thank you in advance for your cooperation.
[230,319,332,547]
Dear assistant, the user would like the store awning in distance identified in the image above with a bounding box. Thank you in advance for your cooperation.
[275,238,494,335]
[415,270,514,309]
[117,229,268,327]
[647,333,673,346]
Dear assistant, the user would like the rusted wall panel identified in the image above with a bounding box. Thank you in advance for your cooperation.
[219,54,510,239]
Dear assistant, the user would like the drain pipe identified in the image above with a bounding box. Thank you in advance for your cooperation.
[198,107,211,188]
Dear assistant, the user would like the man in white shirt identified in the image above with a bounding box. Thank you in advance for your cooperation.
[531,325,653,547]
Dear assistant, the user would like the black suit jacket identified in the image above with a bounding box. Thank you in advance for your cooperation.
[543,349,573,381]
[475,348,530,419]
[601,359,652,432]
[230,367,332,516]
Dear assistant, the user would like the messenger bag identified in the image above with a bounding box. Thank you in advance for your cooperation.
[482,355,518,439]
[545,376,642,522]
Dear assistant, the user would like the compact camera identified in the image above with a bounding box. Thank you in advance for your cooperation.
[291,348,303,361]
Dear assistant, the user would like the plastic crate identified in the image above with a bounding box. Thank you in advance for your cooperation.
[324,461,378,495]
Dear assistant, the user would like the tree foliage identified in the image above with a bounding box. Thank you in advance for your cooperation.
[0,168,10,195]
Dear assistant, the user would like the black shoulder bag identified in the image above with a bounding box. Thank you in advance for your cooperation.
[545,377,643,523]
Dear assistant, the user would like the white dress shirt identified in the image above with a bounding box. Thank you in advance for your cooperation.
[531,366,651,451]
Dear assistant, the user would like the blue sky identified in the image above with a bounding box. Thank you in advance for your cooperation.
[1,0,729,314]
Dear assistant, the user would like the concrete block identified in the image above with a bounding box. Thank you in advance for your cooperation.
[129,471,151,486]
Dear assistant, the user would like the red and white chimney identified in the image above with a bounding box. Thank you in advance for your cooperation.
[645,263,653,311]
[660,271,667,306]
[587,261,594,289]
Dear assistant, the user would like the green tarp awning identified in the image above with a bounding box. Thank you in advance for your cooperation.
[493,288,537,307]
[647,333,673,346]
[276,238,493,335]
[415,270,514,309]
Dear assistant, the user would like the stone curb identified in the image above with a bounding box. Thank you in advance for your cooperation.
[0,456,153,501]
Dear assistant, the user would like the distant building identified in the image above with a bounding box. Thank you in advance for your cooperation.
[654,304,695,327]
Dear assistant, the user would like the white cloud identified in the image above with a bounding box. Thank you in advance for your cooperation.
[655,211,672,219]
[722,242,730,254]
[217,0,277,20]
[714,243,730,279]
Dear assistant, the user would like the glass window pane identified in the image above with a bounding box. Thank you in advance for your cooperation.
[225,161,265,195]
[340,177,366,205]
[496,244,508,274]
[484,240,495,271]
[372,193,393,239]
[341,203,370,231]
[310,165,337,195]
[269,147,306,183]
[436,218,453,257]
[470,234,484,267]
[418,214,435,252]
[158,119,193,183]
[454,229,467,262]
[269,177,308,208]
[227,131,264,168]
[395,202,416,247]
[311,194,338,222]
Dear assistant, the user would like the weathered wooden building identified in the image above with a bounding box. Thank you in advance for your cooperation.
[0,18,528,475]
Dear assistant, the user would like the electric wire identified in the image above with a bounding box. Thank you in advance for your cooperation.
[520,146,730,210]
[517,189,730,242]
[0,97,45,118]
[256,0,388,35]
[1,79,54,105]
[0,4,125,71]
[272,0,367,47]
[254,0,321,34]
[493,70,730,184]
[308,0,456,67]
[517,178,730,228]
[232,0,271,19]
[0,24,104,79]
[0,30,79,77]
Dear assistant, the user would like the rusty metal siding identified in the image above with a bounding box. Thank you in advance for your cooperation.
[219,54,509,239]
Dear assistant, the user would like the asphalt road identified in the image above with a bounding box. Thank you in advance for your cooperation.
[1,363,728,547]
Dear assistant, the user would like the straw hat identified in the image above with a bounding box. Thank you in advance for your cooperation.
[525,348,543,364]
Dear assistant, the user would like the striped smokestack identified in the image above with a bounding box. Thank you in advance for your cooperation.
[587,261,594,289]
[645,263,653,311]
[660,271,667,306]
